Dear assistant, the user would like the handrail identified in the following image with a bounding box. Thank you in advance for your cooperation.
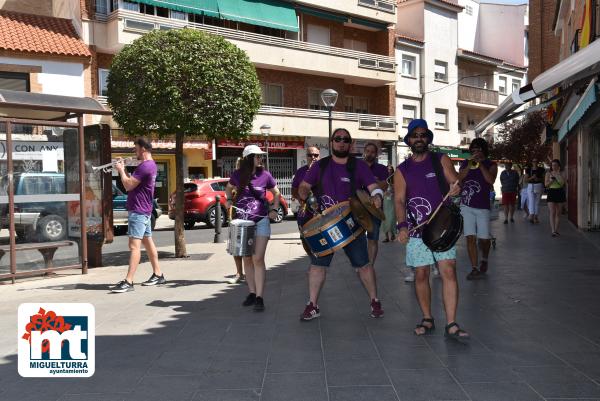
[258,105,395,122]
[110,10,395,70]
[457,83,498,94]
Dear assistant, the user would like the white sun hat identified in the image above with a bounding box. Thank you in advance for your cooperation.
[242,144,267,158]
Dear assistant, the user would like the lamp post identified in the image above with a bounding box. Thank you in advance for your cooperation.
[321,89,338,143]
[260,123,271,170]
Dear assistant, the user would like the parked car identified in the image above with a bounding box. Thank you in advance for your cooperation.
[11,172,68,242]
[112,183,162,232]
[168,178,289,229]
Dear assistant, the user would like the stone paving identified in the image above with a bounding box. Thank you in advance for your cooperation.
[1,209,600,401]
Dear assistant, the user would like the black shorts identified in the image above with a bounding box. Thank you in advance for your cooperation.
[547,188,566,203]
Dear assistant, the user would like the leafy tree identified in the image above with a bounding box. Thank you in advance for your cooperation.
[489,110,551,165]
[108,28,261,257]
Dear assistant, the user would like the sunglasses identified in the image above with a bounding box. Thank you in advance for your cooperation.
[333,136,351,143]
[410,133,428,139]
[307,153,320,158]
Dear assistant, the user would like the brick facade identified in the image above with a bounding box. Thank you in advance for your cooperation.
[528,0,561,81]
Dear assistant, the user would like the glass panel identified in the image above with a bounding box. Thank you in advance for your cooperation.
[267,85,283,107]
[435,109,447,128]
[499,77,507,94]
[121,1,139,11]
[309,89,326,110]
[434,61,447,81]
[170,10,187,20]
[0,72,29,92]
[0,154,9,276]
[2,124,82,274]
[401,55,415,76]
[402,105,416,126]
[98,69,109,97]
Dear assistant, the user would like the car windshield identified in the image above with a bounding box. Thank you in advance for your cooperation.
[184,183,198,193]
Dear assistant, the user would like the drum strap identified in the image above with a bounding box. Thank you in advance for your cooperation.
[316,156,356,202]
[430,153,449,196]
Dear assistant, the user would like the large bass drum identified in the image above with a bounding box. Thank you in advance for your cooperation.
[227,219,256,256]
[421,203,463,252]
[301,201,364,257]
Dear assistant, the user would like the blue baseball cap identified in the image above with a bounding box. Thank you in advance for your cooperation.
[404,118,434,145]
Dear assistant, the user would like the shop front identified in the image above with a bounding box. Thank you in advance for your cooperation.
[111,134,212,208]
[0,90,111,282]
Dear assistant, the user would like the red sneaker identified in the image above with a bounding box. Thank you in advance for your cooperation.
[370,299,384,318]
[300,302,320,321]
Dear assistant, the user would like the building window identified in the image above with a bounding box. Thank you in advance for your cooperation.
[98,68,109,97]
[121,1,139,11]
[401,54,416,77]
[434,108,448,129]
[260,83,283,107]
[465,5,473,15]
[511,79,521,93]
[344,96,369,114]
[170,10,187,20]
[308,88,327,110]
[434,60,448,82]
[306,24,330,46]
[0,72,30,92]
[343,38,367,52]
[402,105,416,127]
[498,76,507,95]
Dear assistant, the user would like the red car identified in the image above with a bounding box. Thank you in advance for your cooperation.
[168,178,289,229]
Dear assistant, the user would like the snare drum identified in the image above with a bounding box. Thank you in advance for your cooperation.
[227,219,256,256]
[301,201,365,257]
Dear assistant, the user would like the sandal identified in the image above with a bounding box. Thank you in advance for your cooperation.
[414,317,435,336]
[479,260,488,274]
[466,268,481,280]
[444,322,470,341]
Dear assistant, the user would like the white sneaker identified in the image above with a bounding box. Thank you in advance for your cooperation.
[432,266,440,277]
[404,271,415,282]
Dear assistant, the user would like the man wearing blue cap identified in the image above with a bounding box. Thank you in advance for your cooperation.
[393,119,470,340]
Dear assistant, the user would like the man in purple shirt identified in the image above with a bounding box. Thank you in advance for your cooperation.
[395,119,469,340]
[292,145,320,228]
[111,138,165,293]
[363,142,389,267]
[298,128,384,321]
[457,138,497,280]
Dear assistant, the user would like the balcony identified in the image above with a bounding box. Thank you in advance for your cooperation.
[91,10,395,85]
[457,84,499,109]
[294,0,396,24]
[253,106,397,141]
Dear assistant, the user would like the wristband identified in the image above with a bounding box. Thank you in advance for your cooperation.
[370,188,384,198]
[396,221,408,230]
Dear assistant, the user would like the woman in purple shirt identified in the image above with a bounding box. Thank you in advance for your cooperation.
[225,145,281,312]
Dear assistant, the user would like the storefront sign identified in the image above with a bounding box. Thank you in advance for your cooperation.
[218,137,305,149]
[0,141,64,161]
[111,138,211,150]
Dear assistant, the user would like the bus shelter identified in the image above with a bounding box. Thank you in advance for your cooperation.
[0,90,112,283]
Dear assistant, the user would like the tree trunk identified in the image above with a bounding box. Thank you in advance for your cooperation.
[174,131,187,258]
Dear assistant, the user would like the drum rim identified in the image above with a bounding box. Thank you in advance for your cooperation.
[302,202,351,237]
[311,226,365,257]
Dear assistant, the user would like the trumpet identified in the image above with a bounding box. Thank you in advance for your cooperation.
[92,157,137,173]
[469,160,480,169]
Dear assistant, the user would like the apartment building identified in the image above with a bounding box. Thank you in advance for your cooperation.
[81,0,397,203]
[395,0,528,160]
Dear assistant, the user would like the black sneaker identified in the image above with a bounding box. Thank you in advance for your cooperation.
[242,293,256,306]
[254,296,265,312]
[111,280,134,293]
[142,273,166,286]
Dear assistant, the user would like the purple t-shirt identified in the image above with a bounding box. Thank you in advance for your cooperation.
[398,153,445,238]
[369,162,389,183]
[303,157,376,211]
[292,165,309,189]
[459,159,495,209]
[126,160,157,215]
[229,169,276,222]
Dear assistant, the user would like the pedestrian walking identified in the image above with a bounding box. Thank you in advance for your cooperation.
[545,159,566,236]
[111,138,165,293]
[297,128,384,321]
[526,159,545,224]
[363,142,389,266]
[225,145,281,311]
[500,161,519,223]
[381,165,397,243]
[458,138,498,280]
[395,119,469,339]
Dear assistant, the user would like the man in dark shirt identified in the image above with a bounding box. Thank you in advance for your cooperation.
[500,162,519,223]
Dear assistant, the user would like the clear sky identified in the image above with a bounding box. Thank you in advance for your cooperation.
[479,0,528,4]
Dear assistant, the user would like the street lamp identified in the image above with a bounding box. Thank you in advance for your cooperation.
[260,123,271,170]
[321,89,338,143]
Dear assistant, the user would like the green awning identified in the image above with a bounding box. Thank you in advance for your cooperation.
[432,147,471,160]
[132,0,219,18]
[297,6,347,23]
[558,81,598,142]
[217,0,299,32]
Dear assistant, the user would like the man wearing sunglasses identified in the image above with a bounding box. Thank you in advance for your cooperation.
[394,119,469,340]
[298,128,385,320]
[363,142,390,268]
[292,146,320,221]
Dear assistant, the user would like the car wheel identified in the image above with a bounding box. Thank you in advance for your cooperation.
[206,205,227,228]
[37,215,67,242]
[270,205,284,223]
[184,221,195,230]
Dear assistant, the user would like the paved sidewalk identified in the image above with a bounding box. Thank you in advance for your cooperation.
[1,210,600,401]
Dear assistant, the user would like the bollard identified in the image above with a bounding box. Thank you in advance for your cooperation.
[214,195,222,243]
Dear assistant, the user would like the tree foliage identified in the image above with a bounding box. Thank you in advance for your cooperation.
[107,28,261,139]
[489,110,551,164]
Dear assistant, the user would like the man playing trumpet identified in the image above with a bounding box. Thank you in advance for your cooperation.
[111,137,166,293]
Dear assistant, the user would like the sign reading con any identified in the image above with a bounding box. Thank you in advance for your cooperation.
[0,141,64,160]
